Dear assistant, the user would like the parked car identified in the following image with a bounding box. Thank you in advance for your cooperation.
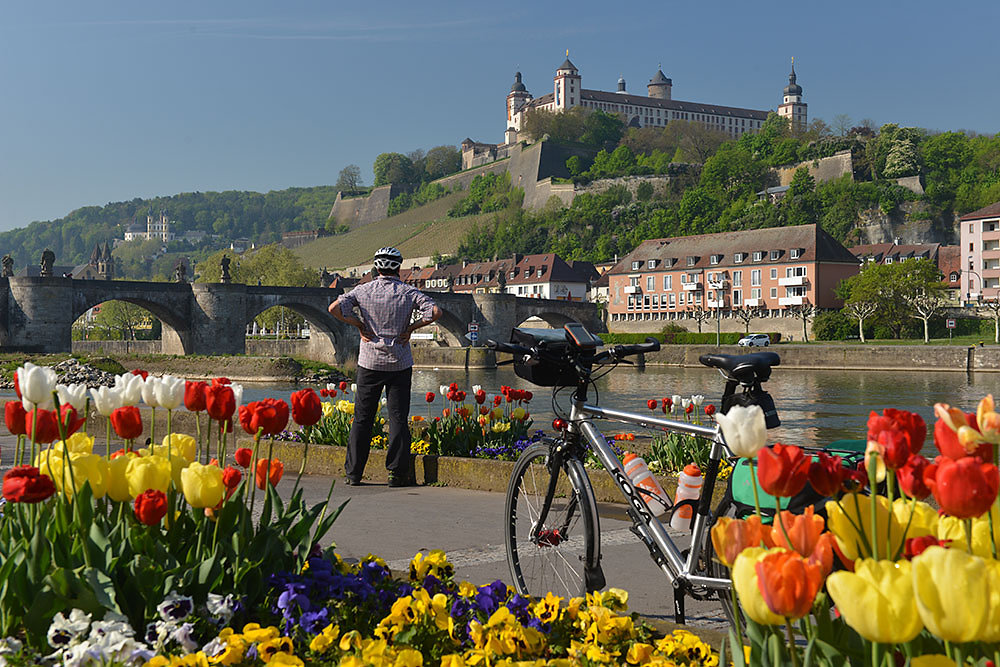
[737,333,771,347]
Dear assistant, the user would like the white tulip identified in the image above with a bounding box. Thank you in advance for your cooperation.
[231,384,244,412]
[691,394,705,407]
[156,375,185,410]
[350,383,357,394]
[56,383,89,412]
[681,398,692,410]
[326,383,338,393]
[140,377,161,408]
[439,385,449,397]
[472,385,483,395]
[116,375,143,407]
[715,405,767,458]
[18,363,57,409]
[671,394,683,409]
[90,386,123,417]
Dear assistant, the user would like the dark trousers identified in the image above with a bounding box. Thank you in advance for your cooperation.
[346,366,413,480]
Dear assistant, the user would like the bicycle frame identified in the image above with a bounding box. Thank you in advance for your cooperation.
[566,396,732,623]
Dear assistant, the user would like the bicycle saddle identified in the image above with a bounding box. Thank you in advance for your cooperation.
[698,351,780,384]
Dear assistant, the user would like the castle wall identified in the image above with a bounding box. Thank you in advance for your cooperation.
[776,150,853,186]
[328,184,410,229]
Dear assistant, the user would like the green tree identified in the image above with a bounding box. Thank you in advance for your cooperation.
[335,164,362,191]
[91,301,151,341]
[195,244,319,286]
[372,153,417,186]
[836,258,943,338]
[883,139,920,178]
[423,145,462,180]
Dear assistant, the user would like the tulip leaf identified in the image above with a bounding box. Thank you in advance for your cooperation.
[726,629,746,667]
[83,567,118,614]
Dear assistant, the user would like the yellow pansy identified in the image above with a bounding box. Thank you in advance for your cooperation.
[339,630,362,652]
[439,656,466,667]
[267,655,303,667]
[912,546,990,642]
[826,559,922,643]
[626,643,655,665]
[242,624,279,643]
[731,547,784,625]
[393,649,423,667]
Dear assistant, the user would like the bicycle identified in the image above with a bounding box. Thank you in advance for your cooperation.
[487,322,785,626]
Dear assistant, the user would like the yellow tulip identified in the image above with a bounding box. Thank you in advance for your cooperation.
[157,433,197,462]
[937,508,1000,558]
[912,545,990,642]
[180,462,226,509]
[910,657,956,667]
[126,454,171,497]
[510,407,527,420]
[826,559,922,643]
[731,547,784,625]
[490,407,504,420]
[106,454,133,502]
[825,493,904,562]
[62,432,95,454]
[982,559,1000,643]
[891,498,938,540]
[37,449,109,499]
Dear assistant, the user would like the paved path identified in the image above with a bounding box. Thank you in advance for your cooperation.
[0,435,727,632]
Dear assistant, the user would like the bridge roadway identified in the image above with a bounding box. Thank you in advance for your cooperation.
[0,277,603,365]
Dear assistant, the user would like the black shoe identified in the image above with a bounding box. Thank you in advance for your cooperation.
[344,476,362,486]
[388,473,413,488]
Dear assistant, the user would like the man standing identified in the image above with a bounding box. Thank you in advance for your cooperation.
[329,247,442,486]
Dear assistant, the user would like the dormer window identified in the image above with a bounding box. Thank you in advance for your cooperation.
[710,254,721,265]
[686,256,698,267]
[770,250,781,261]
[631,261,641,271]
[734,252,745,264]
[647,259,657,269]
[752,251,764,262]
[536,269,543,278]
[790,248,802,260]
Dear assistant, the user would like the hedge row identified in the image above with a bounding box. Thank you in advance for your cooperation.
[598,332,782,345]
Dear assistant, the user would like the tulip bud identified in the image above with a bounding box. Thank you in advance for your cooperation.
[91,386,123,417]
[18,363,57,410]
[715,405,767,458]
[56,383,88,412]
[155,375,185,410]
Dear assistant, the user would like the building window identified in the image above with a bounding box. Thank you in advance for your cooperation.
[686,256,697,267]
[733,270,742,287]
[710,254,720,265]
[790,248,802,259]
[668,293,675,307]
[646,276,654,291]
[647,259,657,269]
[643,296,650,308]
[786,266,807,277]
[751,270,761,287]
[663,275,672,290]
[770,250,781,261]
[770,288,778,298]
[652,295,659,308]
[733,289,742,305]
[751,288,761,299]
[679,292,685,305]
[631,261,641,271]
[770,268,778,280]
[630,276,640,287]
[753,251,764,262]
[628,296,635,310]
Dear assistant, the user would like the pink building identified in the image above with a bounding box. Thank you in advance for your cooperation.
[959,202,1000,304]
[606,224,859,325]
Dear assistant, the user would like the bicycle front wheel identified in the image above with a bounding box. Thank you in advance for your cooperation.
[505,440,600,600]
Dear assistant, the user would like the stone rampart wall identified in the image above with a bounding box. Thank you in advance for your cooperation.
[776,150,853,186]
[328,184,410,229]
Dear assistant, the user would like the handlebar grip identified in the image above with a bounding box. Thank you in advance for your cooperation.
[486,339,532,356]
[613,337,661,357]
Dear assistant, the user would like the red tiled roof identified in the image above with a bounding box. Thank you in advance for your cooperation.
[960,201,1000,221]
[848,243,939,263]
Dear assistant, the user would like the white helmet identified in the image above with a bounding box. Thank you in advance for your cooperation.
[373,247,403,271]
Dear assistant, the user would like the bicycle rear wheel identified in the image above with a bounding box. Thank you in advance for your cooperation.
[505,440,600,600]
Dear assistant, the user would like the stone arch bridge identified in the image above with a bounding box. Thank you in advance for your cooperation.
[0,278,604,365]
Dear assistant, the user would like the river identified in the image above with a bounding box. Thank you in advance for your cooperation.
[229,365,994,451]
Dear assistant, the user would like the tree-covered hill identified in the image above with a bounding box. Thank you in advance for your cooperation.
[0,186,340,271]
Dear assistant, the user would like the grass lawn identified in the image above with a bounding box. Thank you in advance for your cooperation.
[293,192,492,270]
[797,335,997,346]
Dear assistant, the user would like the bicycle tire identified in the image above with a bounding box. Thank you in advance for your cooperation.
[701,499,743,631]
[505,440,601,600]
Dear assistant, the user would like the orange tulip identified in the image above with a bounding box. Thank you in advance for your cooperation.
[711,515,773,567]
[770,506,824,557]
[755,550,824,619]
[255,458,284,490]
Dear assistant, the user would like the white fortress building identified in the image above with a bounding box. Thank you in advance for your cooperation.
[124,210,175,243]
[504,54,807,141]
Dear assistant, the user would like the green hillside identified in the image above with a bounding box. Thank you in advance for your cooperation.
[293,191,492,269]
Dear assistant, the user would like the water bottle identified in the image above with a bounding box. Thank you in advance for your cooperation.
[671,464,704,531]
[622,453,668,516]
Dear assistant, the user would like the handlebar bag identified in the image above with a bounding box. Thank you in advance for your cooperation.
[509,328,576,387]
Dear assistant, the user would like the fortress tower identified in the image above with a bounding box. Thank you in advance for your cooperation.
[506,71,532,132]
[777,58,807,131]
[647,67,672,100]
[553,51,580,111]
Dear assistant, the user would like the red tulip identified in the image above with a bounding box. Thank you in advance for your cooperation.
[475,390,487,405]
[13,372,20,400]
[647,399,658,411]
[868,409,926,456]
[111,406,143,441]
[524,391,533,402]
[924,456,999,519]
[842,467,868,492]
[479,406,489,415]
[222,466,242,491]
[704,404,716,416]
[212,377,231,387]
[493,395,502,407]
[205,385,236,421]
[134,489,168,526]
[896,454,932,500]
[807,452,844,497]
[291,389,322,427]
[131,369,149,380]
[319,388,328,398]
[255,458,284,489]
[240,399,289,437]
[26,409,60,444]
[757,443,810,498]
[877,429,911,470]
[685,403,694,415]
[3,466,56,503]
[234,447,253,468]
[449,382,458,392]
[184,381,208,412]
[339,381,348,391]
[934,409,992,462]
[425,392,435,403]
[5,401,27,436]
[904,536,950,560]
[60,405,85,437]
[328,390,337,398]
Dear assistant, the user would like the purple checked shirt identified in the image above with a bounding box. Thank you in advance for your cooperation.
[337,276,437,371]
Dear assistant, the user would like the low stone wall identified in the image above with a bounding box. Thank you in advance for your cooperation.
[72,341,161,355]
[609,316,808,340]
[246,339,310,357]
[412,346,495,369]
[643,343,989,372]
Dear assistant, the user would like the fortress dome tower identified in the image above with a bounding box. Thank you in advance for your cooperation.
[506,71,532,132]
[777,58,807,131]
[553,51,580,111]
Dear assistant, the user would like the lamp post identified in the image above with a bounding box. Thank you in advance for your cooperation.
[963,268,985,307]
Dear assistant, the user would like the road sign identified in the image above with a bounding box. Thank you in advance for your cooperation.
[946,318,957,329]
[468,322,479,333]
[470,331,479,343]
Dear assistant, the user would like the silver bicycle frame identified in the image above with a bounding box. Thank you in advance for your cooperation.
[567,398,732,592]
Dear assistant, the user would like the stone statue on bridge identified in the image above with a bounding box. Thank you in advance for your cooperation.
[220,254,231,284]
[1,255,13,277]
[40,249,55,277]
[174,260,187,283]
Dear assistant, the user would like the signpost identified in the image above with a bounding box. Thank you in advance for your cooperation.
[947,318,956,341]
[468,322,479,346]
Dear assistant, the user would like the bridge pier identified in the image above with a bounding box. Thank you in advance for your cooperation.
[7,277,75,352]
[190,283,248,355]
[473,293,519,345]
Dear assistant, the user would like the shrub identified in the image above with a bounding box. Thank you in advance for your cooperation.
[812,310,858,341]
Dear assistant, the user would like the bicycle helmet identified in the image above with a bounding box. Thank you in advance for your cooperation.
[373,246,403,271]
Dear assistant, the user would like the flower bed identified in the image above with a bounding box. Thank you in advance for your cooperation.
[0,364,719,666]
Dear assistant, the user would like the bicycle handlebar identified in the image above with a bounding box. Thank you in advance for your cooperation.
[486,337,660,365]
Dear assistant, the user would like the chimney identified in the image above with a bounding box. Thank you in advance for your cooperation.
[462,259,469,268]
[512,253,523,264]
[894,237,901,245]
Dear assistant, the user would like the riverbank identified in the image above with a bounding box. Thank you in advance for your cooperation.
[412,342,1000,372]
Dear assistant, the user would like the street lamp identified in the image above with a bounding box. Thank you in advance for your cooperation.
[709,280,725,347]
[963,268,985,307]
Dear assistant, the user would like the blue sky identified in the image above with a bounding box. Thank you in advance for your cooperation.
[0,1,997,231]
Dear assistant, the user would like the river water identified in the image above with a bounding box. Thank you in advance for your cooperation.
[231,365,996,451]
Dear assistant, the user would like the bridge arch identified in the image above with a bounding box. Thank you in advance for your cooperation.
[433,307,472,347]
[71,288,192,355]
[244,297,353,366]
